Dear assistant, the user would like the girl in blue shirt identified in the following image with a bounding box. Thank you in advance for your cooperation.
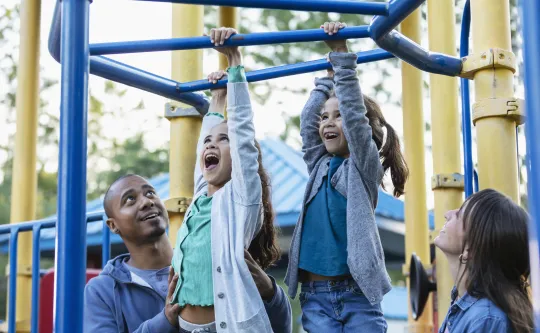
[434,189,533,333]
[285,22,409,333]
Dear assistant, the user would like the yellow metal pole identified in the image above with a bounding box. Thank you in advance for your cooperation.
[218,6,238,69]
[7,0,41,331]
[427,0,463,327]
[470,0,519,201]
[400,9,433,333]
[167,4,204,244]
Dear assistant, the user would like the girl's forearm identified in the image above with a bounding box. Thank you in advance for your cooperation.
[209,94,227,115]
[227,51,242,67]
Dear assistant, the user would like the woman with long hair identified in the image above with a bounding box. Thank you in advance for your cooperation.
[434,189,533,332]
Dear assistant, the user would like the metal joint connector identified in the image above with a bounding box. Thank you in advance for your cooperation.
[5,264,32,277]
[460,48,516,79]
[165,103,202,119]
[472,97,525,125]
[164,197,193,213]
[431,173,464,190]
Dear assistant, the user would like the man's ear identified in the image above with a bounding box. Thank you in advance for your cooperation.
[106,218,120,235]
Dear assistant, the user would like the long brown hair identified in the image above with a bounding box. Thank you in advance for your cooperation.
[247,140,281,270]
[458,189,533,333]
[328,92,408,197]
[362,95,408,197]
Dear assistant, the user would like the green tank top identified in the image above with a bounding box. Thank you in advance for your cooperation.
[172,194,214,307]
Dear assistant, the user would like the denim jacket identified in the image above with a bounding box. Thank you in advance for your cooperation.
[439,287,510,333]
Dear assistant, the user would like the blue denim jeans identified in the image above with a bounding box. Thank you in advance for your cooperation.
[299,279,387,333]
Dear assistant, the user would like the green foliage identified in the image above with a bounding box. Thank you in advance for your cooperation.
[0,4,169,222]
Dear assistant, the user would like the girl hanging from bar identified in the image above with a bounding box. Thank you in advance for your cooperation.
[170,27,291,333]
[285,21,409,332]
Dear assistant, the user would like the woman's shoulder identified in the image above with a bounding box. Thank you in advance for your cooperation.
[464,297,509,328]
[473,297,507,317]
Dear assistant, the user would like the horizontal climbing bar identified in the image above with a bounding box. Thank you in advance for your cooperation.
[90,26,370,55]
[177,49,394,92]
[134,0,389,15]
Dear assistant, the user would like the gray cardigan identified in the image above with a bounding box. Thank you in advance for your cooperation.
[284,52,391,305]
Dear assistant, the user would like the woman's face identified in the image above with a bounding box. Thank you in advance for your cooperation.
[434,207,466,256]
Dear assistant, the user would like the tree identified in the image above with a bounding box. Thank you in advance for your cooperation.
[0,4,170,222]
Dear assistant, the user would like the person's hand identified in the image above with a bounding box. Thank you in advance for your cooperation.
[165,267,181,328]
[208,70,228,97]
[321,22,348,53]
[205,27,242,66]
[244,250,275,302]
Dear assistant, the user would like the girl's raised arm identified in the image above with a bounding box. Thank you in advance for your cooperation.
[322,22,384,189]
[300,76,333,173]
[225,58,262,206]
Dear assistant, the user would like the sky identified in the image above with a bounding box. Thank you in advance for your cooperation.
[0,0,529,210]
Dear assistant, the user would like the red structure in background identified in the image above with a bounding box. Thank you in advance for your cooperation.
[38,269,101,333]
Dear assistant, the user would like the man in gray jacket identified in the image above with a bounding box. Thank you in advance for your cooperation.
[84,174,292,333]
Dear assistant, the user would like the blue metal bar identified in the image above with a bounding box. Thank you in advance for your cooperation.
[102,215,111,268]
[47,1,209,113]
[90,26,370,55]
[368,0,462,76]
[91,56,209,113]
[370,0,424,40]
[374,30,462,77]
[31,225,42,333]
[134,0,390,15]
[0,212,103,235]
[460,0,473,197]
[55,0,90,331]
[8,229,18,333]
[178,49,394,92]
[520,0,540,329]
[473,169,479,193]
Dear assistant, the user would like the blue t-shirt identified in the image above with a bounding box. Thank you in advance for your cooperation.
[123,260,170,299]
[299,156,349,276]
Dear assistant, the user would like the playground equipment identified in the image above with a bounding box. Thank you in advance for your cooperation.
[3,0,539,332]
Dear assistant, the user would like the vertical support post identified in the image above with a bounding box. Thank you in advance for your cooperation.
[8,230,19,333]
[400,9,433,333]
[470,0,519,200]
[427,0,463,326]
[460,0,473,198]
[102,215,111,268]
[168,4,204,244]
[7,0,42,330]
[30,225,42,333]
[55,0,90,331]
[520,0,540,329]
[218,6,238,69]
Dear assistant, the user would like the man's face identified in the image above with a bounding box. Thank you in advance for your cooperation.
[106,175,169,245]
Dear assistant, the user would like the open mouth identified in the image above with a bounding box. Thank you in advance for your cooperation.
[204,153,220,170]
[324,132,339,140]
[142,212,160,221]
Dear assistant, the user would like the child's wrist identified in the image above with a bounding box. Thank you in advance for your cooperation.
[226,52,242,67]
